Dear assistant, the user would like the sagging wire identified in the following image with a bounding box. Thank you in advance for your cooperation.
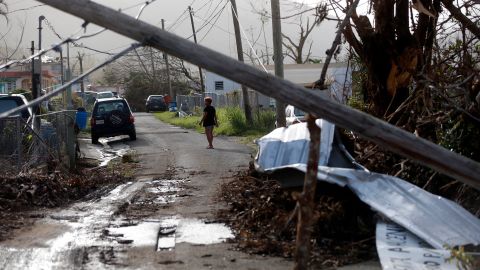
[0,43,142,120]
[135,0,158,20]
[229,0,268,73]
[1,0,157,70]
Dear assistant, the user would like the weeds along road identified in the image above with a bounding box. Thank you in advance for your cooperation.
[0,112,292,270]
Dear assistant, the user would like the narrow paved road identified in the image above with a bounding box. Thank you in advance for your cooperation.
[0,113,293,269]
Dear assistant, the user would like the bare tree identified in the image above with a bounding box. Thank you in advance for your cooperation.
[282,3,328,64]
[0,12,27,64]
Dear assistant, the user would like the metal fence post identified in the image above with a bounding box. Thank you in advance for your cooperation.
[67,111,76,169]
[15,117,22,170]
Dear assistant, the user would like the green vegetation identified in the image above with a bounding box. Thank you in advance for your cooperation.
[154,107,275,137]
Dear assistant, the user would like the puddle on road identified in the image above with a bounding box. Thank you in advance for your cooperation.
[107,221,161,247]
[97,137,130,167]
[105,217,233,251]
[148,179,186,205]
[156,217,234,251]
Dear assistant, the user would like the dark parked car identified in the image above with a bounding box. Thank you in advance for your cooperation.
[0,94,32,121]
[145,95,167,112]
[90,98,136,144]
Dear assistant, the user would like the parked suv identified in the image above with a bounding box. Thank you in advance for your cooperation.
[90,98,136,144]
[145,95,167,112]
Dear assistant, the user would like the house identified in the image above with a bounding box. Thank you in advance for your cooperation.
[204,62,352,106]
[0,70,57,94]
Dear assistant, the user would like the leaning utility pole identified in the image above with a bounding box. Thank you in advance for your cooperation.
[230,0,253,125]
[271,0,286,127]
[162,19,174,99]
[188,6,205,93]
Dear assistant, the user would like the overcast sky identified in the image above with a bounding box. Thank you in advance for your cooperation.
[1,0,338,68]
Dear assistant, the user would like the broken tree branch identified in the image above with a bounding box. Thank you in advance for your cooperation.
[441,0,480,40]
[316,0,360,89]
[34,0,480,190]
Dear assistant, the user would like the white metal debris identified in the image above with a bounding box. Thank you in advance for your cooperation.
[376,221,461,270]
[255,122,480,250]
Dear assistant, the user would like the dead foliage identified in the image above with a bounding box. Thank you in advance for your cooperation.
[217,169,376,268]
[0,159,135,241]
[343,130,480,218]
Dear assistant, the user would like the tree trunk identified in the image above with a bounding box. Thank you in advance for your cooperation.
[294,114,321,270]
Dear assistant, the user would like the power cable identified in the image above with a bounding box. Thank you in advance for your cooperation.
[199,1,229,42]
[229,0,267,72]
[5,4,46,14]
[44,18,114,55]
[2,0,159,67]
[186,1,229,40]
[192,12,273,51]
[0,43,142,119]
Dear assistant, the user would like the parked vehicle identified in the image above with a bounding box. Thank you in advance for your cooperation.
[0,94,32,121]
[90,97,136,144]
[96,91,115,100]
[145,95,168,112]
[74,90,98,104]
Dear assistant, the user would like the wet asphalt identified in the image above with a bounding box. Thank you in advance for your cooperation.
[0,113,293,270]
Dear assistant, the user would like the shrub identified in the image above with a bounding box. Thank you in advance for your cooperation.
[253,109,275,131]
[225,107,247,134]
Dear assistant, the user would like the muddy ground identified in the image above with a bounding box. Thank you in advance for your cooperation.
[0,157,136,242]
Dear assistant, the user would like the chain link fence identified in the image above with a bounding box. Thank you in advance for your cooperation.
[176,90,271,112]
[0,111,75,173]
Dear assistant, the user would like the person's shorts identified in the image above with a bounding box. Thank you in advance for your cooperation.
[204,125,214,131]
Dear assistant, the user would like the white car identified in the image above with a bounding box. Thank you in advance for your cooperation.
[96,91,115,100]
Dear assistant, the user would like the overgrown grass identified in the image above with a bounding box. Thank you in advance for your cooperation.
[154,107,275,138]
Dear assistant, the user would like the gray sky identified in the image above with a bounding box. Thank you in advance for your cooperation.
[1,0,337,67]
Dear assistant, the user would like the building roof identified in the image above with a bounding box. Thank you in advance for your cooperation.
[0,70,55,78]
[261,62,349,85]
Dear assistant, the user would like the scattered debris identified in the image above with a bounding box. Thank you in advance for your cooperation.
[217,169,377,268]
[0,158,136,242]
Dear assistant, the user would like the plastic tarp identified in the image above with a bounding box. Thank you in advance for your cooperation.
[255,122,480,250]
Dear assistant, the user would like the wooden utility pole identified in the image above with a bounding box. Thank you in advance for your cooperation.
[66,42,72,109]
[188,6,205,93]
[30,40,40,125]
[162,19,174,99]
[34,0,480,190]
[77,52,85,105]
[230,0,253,125]
[271,0,286,127]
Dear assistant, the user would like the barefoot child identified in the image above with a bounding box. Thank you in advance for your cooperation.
[199,97,218,149]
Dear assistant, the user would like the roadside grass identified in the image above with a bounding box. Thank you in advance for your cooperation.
[154,107,275,139]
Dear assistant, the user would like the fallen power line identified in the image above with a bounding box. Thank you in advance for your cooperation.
[0,43,142,119]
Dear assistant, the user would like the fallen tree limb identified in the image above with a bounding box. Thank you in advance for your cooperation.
[32,0,480,190]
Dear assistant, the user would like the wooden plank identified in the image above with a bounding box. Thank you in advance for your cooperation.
[37,0,480,190]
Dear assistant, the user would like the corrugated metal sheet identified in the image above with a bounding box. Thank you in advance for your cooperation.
[255,122,480,249]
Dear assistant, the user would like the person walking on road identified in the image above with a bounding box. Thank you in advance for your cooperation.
[199,97,218,149]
